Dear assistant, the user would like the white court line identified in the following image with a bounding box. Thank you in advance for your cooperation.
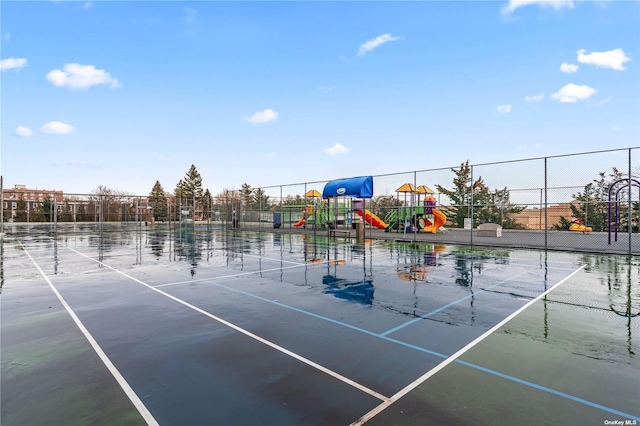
[153,264,308,288]
[349,263,587,426]
[18,241,159,426]
[59,243,389,403]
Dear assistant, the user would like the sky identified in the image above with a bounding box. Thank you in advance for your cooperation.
[1,0,639,197]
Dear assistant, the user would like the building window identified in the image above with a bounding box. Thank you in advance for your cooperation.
[3,202,6,208]
[12,202,17,209]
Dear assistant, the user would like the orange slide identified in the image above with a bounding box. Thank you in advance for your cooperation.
[354,209,388,229]
[422,209,446,233]
[293,218,305,227]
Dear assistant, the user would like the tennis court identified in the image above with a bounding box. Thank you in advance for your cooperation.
[2,224,638,425]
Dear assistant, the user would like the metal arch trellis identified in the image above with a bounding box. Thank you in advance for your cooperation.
[608,178,640,244]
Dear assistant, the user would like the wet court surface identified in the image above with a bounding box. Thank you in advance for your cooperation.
[1,225,639,425]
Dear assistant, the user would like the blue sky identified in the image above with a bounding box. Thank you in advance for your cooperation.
[2,0,639,197]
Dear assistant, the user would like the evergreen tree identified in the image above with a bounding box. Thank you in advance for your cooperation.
[202,188,212,220]
[283,195,304,206]
[174,165,204,220]
[436,160,524,228]
[435,161,480,228]
[175,165,203,200]
[253,188,271,209]
[473,186,525,228]
[14,197,28,222]
[240,183,255,208]
[149,181,168,221]
[59,201,73,222]
[557,167,637,232]
[39,196,54,222]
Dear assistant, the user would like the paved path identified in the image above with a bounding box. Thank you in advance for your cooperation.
[246,225,640,255]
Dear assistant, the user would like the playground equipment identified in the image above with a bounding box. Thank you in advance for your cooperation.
[277,178,447,234]
[353,208,388,229]
[276,190,328,228]
[569,218,592,233]
[384,184,446,233]
[421,194,446,234]
[608,177,640,244]
[322,176,375,238]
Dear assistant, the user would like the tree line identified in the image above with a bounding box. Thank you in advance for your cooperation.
[10,162,636,230]
[147,162,638,230]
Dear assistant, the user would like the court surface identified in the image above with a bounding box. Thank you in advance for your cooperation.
[2,224,639,425]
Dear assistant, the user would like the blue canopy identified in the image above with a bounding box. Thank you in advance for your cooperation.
[322,176,373,199]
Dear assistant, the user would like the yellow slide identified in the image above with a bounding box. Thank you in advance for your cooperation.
[423,209,446,234]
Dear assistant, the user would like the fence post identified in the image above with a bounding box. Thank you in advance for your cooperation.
[413,171,417,243]
[0,175,3,234]
[54,195,58,235]
[544,157,548,251]
[629,148,632,255]
[470,165,474,247]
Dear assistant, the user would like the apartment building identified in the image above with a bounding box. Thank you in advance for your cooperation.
[2,184,153,222]
[2,184,64,221]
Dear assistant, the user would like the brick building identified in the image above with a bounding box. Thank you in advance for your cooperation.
[512,204,574,230]
[2,184,64,222]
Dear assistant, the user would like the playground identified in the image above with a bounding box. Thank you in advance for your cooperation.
[274,178,449,235]
[257,173,639,256]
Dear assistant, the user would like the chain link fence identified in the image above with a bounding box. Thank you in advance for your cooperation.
[2,147,638,254]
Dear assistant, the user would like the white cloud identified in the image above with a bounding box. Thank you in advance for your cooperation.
[595,96,612,106]
[67,159,99,168]
[501,0,574,15]
[551,83,596,103]
[560,62,579,73]
[15,126,34,137]
[497,104,512,113]
[1,57,27,71]
[577,48,631,71]
[357,34,400,56]
[83,1,93,9]
[244,108,278,124]
[525,93,544,102]
[323,143,349,156]
[2,33,10,41]
[46,63,121,89]
[41,121,75,134]
[515,143,543,151]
